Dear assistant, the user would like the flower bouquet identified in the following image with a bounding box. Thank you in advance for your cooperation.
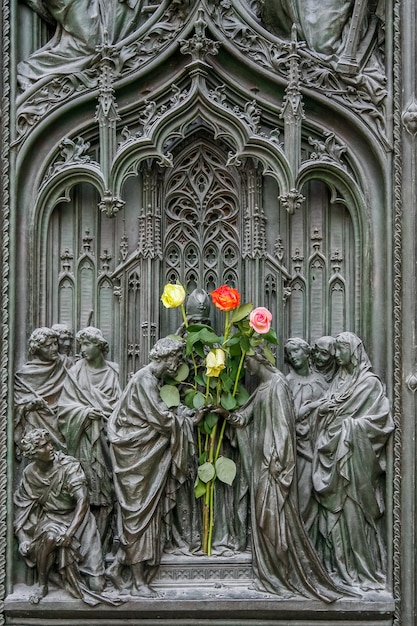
[160,282,277,555]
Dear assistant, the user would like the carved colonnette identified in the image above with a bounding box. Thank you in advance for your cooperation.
[0,0,410,623]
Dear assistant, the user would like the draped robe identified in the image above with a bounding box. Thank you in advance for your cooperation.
[18,0,146,90]
[14,356,68,451]
[14,452,104,601]
[58,359,121,507]
[312,338,394,589]
[232,370,342,601]
[108,365,194,566]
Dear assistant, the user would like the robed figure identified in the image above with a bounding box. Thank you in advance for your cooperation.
[14,327,68,453]
[310,332,394,590]
[57,327,121,545]
[14,429,107,605]
[226,350,342,602]
[107,338,195,597]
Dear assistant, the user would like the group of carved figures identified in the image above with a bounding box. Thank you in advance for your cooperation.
[12,319,393,604]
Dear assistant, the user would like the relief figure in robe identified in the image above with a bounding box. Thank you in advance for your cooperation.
[107,337,195,597]
[224,349,343,601]
[14,327,68,454]
[18,0,147,92]
[14,428,107,605]
[305,332,394,590]
[57,327,121,547]
[258,0,385,68]
[284,337,328,539]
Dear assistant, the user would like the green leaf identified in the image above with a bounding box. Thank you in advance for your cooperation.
[186,328,223,354]
[231,303,253,324]
[187,323,216,333]
[205,411,219,429]
[236,385,250,406]
[199,451,208,464]
[215,456,237,485]
[264,344,276,365]
[159,385,180,407]
[221,391,238,411]
[194,478,207,499]
[198,461,216,483]
[193,391,206,409]
[204,420,214,435]
[224,334,242,346]
[184,393,195,409]
[165,334,185,342]
[174,362,190,382]
[260,328,279,345]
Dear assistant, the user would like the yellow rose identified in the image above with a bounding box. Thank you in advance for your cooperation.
[161,283,186,308]
[206,348,226,378]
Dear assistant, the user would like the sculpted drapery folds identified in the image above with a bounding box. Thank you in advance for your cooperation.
[14,327,69,453]
[13,429,107,605]
[107,337,195,597]
[284,337,328,537]
[310,332,394,590]
[18,0,146,91]
[57,327,121,544]
[259,0,380,57]
[226,351,342,602]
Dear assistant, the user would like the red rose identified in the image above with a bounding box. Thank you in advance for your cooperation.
[210,285,241,311]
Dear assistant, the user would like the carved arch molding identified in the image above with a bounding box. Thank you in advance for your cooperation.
[1,0,408,624]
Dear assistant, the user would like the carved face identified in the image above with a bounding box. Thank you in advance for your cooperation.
[33,435,55,464]
[285,345,308,370]
[36,337,59,362]
[245,355,261,377]
[314,346,333,368]
[334,342,352,367]
[57,333,73,355]
[161,352,183,377]
[79,339,102,362]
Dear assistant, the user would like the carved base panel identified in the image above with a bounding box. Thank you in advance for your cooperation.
[4,594,395,626]
[5,554,395,626]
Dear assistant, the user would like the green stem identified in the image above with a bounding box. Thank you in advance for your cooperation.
[204,423,218,555]
[205,375,211,403]
[181,303,199,385]
[207,478,215,556]
[197,429,202,459]
[232,349,246,398]
[214,417,227,463]
[202,484,210,553]
[223,310,231,343]
[180,304,188,328]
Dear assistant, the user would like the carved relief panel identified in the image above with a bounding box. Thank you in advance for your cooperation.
[3,0,401,623]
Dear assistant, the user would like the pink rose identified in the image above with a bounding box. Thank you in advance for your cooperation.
[249,307,272,334]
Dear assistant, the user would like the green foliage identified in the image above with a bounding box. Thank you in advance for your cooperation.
[174,362,190,382]
[160,281,279,555]
[215,456,237,485]
[194,478,207,499]
[198,461,216,483]
[159,384,180,407]
[221,391,238,411]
